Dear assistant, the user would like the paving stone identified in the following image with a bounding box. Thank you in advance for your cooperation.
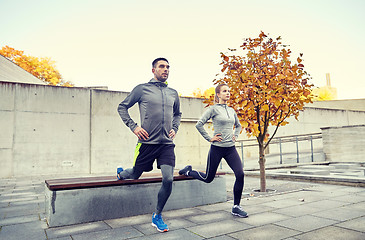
[273,204,323,217]
[13,186,35,192]
[268,191,308,201]
[187,219,253,238]
[0,191,36,197]
[315,189,351,198]
[0,221,47,240]
[0,202,9,208]
[311,206,365,221]
[71,226,143,240]
[195,201,233,212]
[0,214,39,226]
[301,199,349,210]
[228,224,300,240]
[208,236,237,240]
[1,203,41,218]
[238,212,291,226]
[337,187,365,194]
[239,197,273,206]
[7,196,39,204]
[357,191,365,196]
[350,201,365,210]
[48,236,72,240]
[336,216,365,232]
[161,218,196,229]
[331,194,365,203]
[133,228,203,240]
[46,221,111,239]
[241,204,276,215]
[275,215,338,232]
[295,226,365,240]
[126,222,156,235]
[0,196,11,203]
[186,210,232,224]
[288,192,328,203]
[262,197,304,209]
[133,218,195,235]
[105,213,151,228]
[10,198,43,206]
[162,208,207,218]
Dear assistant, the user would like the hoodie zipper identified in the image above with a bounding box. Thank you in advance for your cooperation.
[223,104,230,118]
[160,85,165,138]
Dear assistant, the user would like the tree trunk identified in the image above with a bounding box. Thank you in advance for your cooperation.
[258,143,266,192]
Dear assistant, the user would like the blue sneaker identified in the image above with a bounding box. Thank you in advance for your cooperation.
[117,166,124,180]
[151,212,169,232]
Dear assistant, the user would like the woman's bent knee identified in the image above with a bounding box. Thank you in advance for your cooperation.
[204,177,214,183]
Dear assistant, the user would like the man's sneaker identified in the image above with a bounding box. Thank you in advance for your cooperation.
[231,205,248,218]
[117,166,124,180]
[179,165,192,176]
[151,212,169,232]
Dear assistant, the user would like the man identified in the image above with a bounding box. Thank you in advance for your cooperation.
[117,57,181,232]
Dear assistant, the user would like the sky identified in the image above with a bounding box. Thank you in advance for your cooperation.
[1,0,364,99]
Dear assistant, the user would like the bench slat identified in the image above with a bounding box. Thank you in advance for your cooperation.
[45,172,225,191]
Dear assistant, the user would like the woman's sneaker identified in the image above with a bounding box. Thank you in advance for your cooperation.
[178,165,192,176]
[231,205,248,218]
[151,213,169,232]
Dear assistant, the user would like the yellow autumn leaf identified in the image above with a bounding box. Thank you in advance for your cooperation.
[262,104,269,111]
[240,121,249,128]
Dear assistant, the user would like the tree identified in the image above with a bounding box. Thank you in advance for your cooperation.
[206,32,313,192]
[191,87,215,99]
[0,45,73,87]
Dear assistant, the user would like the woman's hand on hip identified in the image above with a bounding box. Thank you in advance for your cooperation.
[210,134,222,142]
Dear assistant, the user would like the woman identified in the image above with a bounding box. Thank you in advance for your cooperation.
[179,83,248,218]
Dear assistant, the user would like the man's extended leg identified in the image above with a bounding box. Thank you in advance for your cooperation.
[118,143,150,180]
[118,167,143,180]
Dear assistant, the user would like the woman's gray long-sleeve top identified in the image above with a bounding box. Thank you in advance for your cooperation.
[196,104,242,147]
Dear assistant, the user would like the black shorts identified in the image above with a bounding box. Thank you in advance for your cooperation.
[133,143,175,172]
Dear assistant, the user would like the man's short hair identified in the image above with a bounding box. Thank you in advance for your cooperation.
[152,58,169,68]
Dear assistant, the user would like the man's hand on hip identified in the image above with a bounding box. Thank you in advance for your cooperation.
[169,129,176,140]
[134,127,149,140]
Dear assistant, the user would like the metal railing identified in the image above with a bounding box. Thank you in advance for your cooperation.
[229,132,323,168]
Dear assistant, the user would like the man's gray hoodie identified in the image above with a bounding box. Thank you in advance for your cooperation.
[118,78,182,144]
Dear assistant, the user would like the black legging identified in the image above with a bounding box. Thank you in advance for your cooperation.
[189,145,244,206]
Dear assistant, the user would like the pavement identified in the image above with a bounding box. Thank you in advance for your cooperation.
[1,171,365,240]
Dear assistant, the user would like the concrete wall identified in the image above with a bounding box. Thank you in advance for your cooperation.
[271,107,365,137]
[321,125,365,162]
[1,81,364,178]
[0,82,213,178]
[309,99,365,111]
[0,82,91,178]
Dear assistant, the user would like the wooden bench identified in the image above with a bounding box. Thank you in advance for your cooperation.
[45,172,226,227]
